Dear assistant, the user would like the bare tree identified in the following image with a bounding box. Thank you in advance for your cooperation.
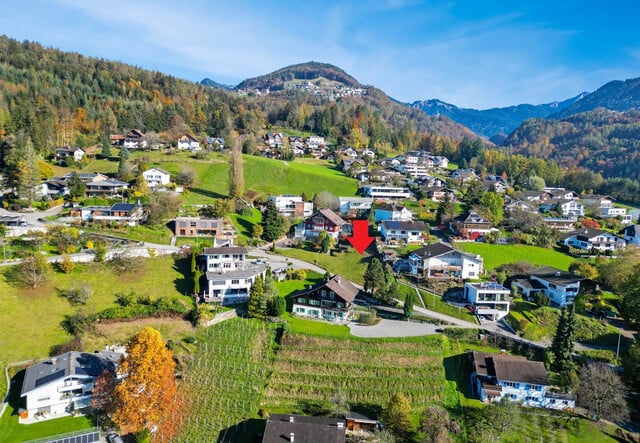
[576,362,629,423]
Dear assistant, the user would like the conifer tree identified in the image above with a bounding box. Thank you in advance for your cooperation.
[551,304,576,372]
[102,127,112,158]
[403,293,414,319]
[248,275,265,319]
[260,200,284,242]
[364,257,385,294]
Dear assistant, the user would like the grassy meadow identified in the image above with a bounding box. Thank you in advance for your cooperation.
[454,243,575,271]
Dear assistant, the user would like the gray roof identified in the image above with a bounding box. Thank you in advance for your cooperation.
[472,351,549,386]
[21,351,121,396]
[411,242,454,259]
[529,266,583,285]
[381,220,428,231]
[110,203,139,212]
[262,414,346,443]
[376,203,406,212]
[203,246,247,255]
[316,208,346,226]
[295,275,360,304]
[205,265,267,281]
[621,224,640,237]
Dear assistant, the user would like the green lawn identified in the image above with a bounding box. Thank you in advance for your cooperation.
[281,313,351,338]
[275,247,372,284]
[228,208,262,245]
[454,243,575,271]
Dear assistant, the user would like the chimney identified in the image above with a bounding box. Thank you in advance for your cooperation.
[500,349,506,355]
[289,432,295,442]
[289,416,294,423]
[50,357,57,365]
[337,421,345,429]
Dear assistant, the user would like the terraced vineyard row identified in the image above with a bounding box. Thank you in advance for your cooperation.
[262,332,457,412]
[167,319,275,443]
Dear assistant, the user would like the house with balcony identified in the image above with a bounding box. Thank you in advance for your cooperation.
[304,209,348,240]
[361,185,412,200]
[379,220,428,244]
[539,199,584,217]
[470,351,575,410]
[291,275,359,322]
[464,282,510,321]
[374,203,413,223]
[269,195,314,218]
[203,245,267,305]
[408,242,483,279]
[142,167,171,189]
[84,179,129,197]
[69,203,145,226]
[55,146,84,163]
[122,129,146,149]
[512,266,583,307]
[20,350,123,422]
[174,216,227,239]
[561,228,626,252]
[337,196,373,217]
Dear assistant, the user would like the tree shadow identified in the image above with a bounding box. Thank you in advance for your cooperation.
[190,187,227,200]
[443,354,474,400]
[5,369,26,414]
[172,256,192,296]
[216,418,265,443]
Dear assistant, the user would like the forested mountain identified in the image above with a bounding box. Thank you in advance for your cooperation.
[0,36,479,163]
[551,76,640,118]
[503,108,640,180]
[411,94,586,141]
[200,78,232,89]
[235,62,361,90]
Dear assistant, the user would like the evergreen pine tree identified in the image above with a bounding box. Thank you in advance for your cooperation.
[102,128,112,158]
[248,275,265,319]
[364,258,386,295]
[260,201,284,242]
[403,293,414,319]
[551,304,576,372]
[119,146,130,160]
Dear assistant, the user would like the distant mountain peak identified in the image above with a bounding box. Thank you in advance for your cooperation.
[200,78,232,89]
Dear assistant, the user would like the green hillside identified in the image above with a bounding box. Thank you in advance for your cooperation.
[454,243,574,271]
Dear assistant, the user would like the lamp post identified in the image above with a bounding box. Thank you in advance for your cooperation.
[616,330,622,361]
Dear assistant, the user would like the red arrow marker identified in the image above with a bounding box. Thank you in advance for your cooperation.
[347,219,374,254]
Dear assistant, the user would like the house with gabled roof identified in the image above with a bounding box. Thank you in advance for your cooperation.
[450,211,495,240]
[291,275,359,322]
[142,167,171,189]
[374,203,412,222]
[561,227,626,252]
[20,350,123,422]
[123,129,146,149]
[55,146,84,163]
[408,242,483,279]
[304,209,348,240]
[470,351,575,410]
[379,220,428,244]
[540,198,584,217]
[177,134,200,151]
[84,179,129,197]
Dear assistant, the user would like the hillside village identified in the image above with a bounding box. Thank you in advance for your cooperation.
[0,38,639,443]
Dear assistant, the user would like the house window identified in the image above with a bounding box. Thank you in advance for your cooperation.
[38,397,50,402]
[298,298,306,303]
[231,279,239,285]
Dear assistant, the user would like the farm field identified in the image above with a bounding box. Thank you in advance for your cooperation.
[454,243,575,271]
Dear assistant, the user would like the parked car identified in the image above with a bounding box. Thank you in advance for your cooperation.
[106,433,124,443]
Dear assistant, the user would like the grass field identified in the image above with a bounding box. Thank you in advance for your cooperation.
[227,208,262,245]
[275,247,373,284]
[454,243,575,271]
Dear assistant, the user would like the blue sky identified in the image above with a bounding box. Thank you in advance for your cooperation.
[1,0,639,109]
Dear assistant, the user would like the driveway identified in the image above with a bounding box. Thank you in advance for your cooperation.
[349,318,445,338]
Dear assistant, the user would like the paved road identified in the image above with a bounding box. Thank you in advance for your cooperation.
[349,318,445,338]
[0,205,64,227]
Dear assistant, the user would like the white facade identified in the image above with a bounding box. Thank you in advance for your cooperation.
[408,243,483,279]
[269,195,314,218]
[361,185,411,199]
[379,221,427,244]
[399,164,429,178]
[621,224,640,245]
[464,282,510,321]
[142,168,171,188]
[177,135,200,151]
[374,205,413,222]
[562,229,626,251]
[203,246,266,305]
[526,267,582,307]
[601,207,627,217]
[338,196,373,215]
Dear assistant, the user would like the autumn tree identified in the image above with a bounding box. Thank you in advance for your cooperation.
[381,392,412,440]
[477,191,504,225]
[111,327,177,434]
[228,138,244,198]
[576,362,629,423]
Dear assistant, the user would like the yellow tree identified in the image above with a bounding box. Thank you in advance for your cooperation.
[111,327,177,434]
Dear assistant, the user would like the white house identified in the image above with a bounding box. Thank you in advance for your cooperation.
[471,351,575,410]
[398,164,428,178]
[361,185,412,199]
[203,245,267,305]
[374,203,412,223]
[464,282,510,321]
[561,228,626,252]
[408,242,483,279]
[177,134,200,151]
[55,146,85,163]
[338,196,373,216]
[540,199,584,217]
[512,266,583,307]
[620,224,640,245]
[142,167,171,189]
[269,195,314,218]
[600,206,627,218]
[20,350,123,422]
[379,220,428,244]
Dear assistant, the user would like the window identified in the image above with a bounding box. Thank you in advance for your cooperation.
[231,279,240,285]
[38,397,50,402]
[298,298,306,303]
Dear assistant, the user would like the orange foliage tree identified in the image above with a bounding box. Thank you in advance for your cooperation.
[111,327,177,434]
